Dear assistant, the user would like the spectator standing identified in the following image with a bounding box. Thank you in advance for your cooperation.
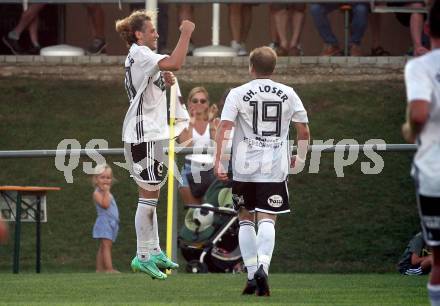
[3,4,107,55]
[229,4,254,56]
[2,4,46,55]
[402,1,440,304]
[369,4,391,56]
[310,3,369,56]
[395,1,430,56]
[92,164,120,273]
[271,3,306,56]
[84,4,107,55]
[215,46,310,296]
[178,4,195,54]
[268,5,280,51]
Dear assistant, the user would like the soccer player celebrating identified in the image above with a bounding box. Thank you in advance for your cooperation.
[402,0,440,304]
[214,46,310,296]
[115,10,194,280]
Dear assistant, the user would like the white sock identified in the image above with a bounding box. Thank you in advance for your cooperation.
[256,218,275,275]
[239,220,257,280]
[428,283,440,306]
[135,198,157,261]
[150,209,161,255]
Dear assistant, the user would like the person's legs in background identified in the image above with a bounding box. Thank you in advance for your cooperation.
[310,3,341,56]
[178,4,194,54]
[84,4,106,55]
[268,4,280,51]
[408,2,429,56]
[349,3,369,56]
[2,4,46,54]
[370,11,391,56]
[241,4,253,54]
[287,4,306,56]
[178,3,193,23]
[158,4,169,53]
[229,4,252,56]
[27,13,42,54]
[273,4,289,56]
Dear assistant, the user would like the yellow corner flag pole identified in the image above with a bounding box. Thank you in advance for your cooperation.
[166,83,177,275]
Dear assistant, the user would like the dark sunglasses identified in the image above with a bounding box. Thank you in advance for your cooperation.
[191,98,208,104]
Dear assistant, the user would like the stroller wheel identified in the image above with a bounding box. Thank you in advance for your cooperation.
[186,260,209,274]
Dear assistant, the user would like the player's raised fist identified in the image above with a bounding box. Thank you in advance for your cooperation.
[179,20,195,34]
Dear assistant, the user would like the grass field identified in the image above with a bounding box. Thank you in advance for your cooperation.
[0,78,420,274]
[0,273,429,305]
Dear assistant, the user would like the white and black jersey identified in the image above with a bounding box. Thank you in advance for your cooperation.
[405,49,440,197]
[122,43,168,144]
[221,78,308,182]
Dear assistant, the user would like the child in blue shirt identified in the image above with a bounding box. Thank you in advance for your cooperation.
[92,164,120,273]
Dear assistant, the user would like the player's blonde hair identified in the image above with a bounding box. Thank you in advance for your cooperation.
[92,163,113,187]
[249,46,277,76]
[115,10,156,47]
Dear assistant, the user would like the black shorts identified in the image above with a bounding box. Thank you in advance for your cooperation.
[417,194,440,246]
[124,141,166,185]
[232,181,290,214]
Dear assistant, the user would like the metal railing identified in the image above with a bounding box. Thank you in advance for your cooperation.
[0,0,426,3]
[0,144,418,159]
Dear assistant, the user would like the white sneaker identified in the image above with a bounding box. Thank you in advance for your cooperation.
[237,43,247,56]
[268,42,279,50]
[231,40,240,53]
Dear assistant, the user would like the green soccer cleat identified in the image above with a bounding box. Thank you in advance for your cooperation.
[131,256,167,280]
[151,251,179,270]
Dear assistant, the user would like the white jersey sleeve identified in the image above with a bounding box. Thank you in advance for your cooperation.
[133,46,168,77]
[290,89,309,123]
[221,90,239,122]
[405,59,432,103]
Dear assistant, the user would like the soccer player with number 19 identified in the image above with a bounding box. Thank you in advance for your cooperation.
[214,46,310,296]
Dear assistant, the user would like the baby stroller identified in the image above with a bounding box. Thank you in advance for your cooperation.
[178,179,243,273]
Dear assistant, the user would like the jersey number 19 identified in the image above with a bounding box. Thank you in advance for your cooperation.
[249,101,282,137]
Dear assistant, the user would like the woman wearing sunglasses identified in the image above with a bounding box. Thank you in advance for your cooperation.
[178,87,219,206]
